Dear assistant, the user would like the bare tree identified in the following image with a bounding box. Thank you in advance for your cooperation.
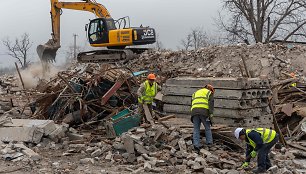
[191,28,209,50]
[2,33,32,69]
[180,34,193,51]
[180,28,221,50]
[154,34,164,51]
[218,0,306,43]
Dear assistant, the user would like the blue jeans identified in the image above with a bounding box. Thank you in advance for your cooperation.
[257,134,279,170]
[192,115,213,148]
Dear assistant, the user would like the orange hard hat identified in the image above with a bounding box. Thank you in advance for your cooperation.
[205,84,215,93]
[147,73,156,80]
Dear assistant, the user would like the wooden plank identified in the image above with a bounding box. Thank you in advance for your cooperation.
[269,99,287,146]
[143,104,154,125]
[158,114,176,122]
[288,142,306,152]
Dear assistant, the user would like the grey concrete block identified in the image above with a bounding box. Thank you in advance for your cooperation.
[214,88,271,99]
[213,114,273,127]
[162,85,271,99]
[215,98,269,109]
[163,104,270,118]
[163,96,269,109]
[0,127,44,143]
[213,107,270,118]
[165,77,271,89]
[2,119,57,136]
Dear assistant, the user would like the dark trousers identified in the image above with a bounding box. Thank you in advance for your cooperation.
[257,134,279,170]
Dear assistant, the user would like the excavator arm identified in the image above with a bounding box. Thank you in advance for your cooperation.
[37,0,112,63]
[38,0,156,64]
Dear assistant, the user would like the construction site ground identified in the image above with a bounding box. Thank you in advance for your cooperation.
[1,43,306,174]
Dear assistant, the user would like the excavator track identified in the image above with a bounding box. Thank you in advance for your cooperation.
[77,48,149,63]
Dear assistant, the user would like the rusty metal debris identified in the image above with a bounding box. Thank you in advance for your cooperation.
[30,64,141,131]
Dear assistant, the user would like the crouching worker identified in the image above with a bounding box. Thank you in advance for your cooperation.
[191,84,215,153]
[234,127,279,173]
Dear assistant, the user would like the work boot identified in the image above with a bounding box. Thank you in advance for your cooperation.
[206,143,213,148]
[252,167,266,173]
[266,164,272,170]
[194,146,201,154]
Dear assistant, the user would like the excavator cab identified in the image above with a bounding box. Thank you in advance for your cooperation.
[87,18,116,45]
[87,17,156,50]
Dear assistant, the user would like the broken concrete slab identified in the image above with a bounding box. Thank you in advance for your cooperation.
[163,87,271,99]
[122,134,136,163]
[165,77,271,89]
[214,115,273,127]
[1,119,57,136]
[0,127,44,143]
[164,104,270,115]
[163,96,269,109]
[48,124,68,141]
[14,143,41,161]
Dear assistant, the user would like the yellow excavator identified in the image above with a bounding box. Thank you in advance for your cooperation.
[37,0,156,63]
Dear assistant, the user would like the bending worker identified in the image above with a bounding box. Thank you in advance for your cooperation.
[191,84,215,153]
[234,127,279,173]
[137,73,161,122]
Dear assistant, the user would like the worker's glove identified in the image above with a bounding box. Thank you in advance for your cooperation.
[250,151,257,158]
[241,162,249,168]
[209,114,214,118]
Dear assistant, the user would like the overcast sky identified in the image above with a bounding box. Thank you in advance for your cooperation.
[0,0,222,67]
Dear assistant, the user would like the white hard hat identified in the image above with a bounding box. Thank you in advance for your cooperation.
[234,128,244,139]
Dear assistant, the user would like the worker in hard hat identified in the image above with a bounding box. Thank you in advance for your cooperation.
[234,127,279,173]
[191,84,215,153]
[137,73,161,122]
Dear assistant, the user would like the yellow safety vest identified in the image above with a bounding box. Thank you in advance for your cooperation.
[138,80,157,104]
[191,88,211,111]
[246,128,277,149]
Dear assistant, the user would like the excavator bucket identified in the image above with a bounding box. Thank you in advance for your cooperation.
[37,39,60,63]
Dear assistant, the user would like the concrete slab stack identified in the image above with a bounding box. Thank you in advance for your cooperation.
[162,77,273,128]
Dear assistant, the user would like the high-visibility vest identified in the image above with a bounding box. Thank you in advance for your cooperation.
[191,88,211,111]
[291,82,297,87]
[246,128,277,149]
[138,80,157,104]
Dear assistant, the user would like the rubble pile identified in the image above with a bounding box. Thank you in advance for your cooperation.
[127,43,306,81]
[0,43,306,173]
[62,125,243,172]
[0,74,34,118]
[1,121,306,173]
[162,77,274,128]
[272,80,306,141]
[31,64,141,127]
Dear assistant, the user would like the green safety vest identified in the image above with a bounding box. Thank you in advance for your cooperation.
[246,128,277,149]
[138,80,157,104]
[191,88,211,111]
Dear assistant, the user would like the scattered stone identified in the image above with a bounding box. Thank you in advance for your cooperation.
[91,149,102,157]
[80,158,94,164]
[204,168,219,174]
[267,165,278,173]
